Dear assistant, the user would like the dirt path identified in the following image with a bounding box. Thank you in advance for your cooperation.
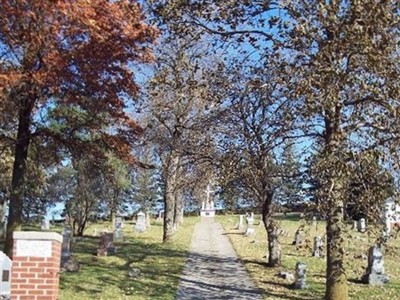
[176,218,263,300]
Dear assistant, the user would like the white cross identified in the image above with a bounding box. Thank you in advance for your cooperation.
[204,184,214,204]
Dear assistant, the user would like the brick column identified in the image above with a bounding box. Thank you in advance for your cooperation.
[11,231,62,300]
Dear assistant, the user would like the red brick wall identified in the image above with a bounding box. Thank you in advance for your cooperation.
[11,236,61,300]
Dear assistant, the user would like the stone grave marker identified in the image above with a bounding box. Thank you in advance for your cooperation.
[61,225,72,262]
[60,225,80,272]
[135,211,146,232]
[0,251,12,298]
[245,214,255,236]
[362,245,389,285]
[312,215,317,228]
[358,218,366,233]
[293,262,308,289]
[312,236,323,257]
[238,215,244,230]
[293,230,303,249]
[353,220,358,230]
[41,218,50,230]
[97,232,115,256]
[114,217,123,241]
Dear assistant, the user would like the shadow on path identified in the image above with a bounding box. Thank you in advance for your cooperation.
[176,218,263,300]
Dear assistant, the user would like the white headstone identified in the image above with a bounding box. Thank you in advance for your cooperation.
[0,251,12,297]
[238,215,244,230]
[114,217,123,241]
[135,211,146,232]
[358,218,366,233]
[41,219,50,230]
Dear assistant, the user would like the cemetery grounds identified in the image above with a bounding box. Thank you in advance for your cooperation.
[216,214,400,300]
[4,214,400,299]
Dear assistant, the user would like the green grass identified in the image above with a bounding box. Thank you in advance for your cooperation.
[58,217,197,300]
[216,214,400,300]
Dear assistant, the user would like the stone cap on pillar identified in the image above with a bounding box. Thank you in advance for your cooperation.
[13,231,63,243]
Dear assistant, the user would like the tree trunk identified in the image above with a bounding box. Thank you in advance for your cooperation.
[261,191,281,267]
[4,105,32,257]
[110,208,116,229]
[173,191,184,228]
[163,182,176,242]
[266,219,281,266]
[163,154,179,242]
[325,200,348,300]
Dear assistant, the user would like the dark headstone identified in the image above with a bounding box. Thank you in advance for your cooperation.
[97,232,115,256]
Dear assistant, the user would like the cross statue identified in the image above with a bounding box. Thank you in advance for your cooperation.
[204,184,215,209]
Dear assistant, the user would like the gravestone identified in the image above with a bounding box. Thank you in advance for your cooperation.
[114,217,123,241]
[237,215,244,230]
[353,220,358,230]
[312,215,317,228]
[135,211,146,232]
[293,262,308,289]
[358,218,366,233]
[61,225,72,262]
[312,236,323,257]
[245,214,255,236]
[41,218,50,230]
[60,225,80,272]
[362,245,389,285]
[293,230,303,249]
[383,198,400,234]
[97,232,115,256]
[0,251,12,299]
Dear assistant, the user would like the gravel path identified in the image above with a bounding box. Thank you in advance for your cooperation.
[176,218,263,300]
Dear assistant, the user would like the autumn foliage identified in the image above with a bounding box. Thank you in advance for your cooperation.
[0,0,158,256]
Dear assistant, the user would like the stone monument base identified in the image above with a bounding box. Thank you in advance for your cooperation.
[200,209,215,217]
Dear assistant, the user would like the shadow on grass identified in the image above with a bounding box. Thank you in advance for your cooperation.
[60,235,190,299]
[273,213,302,222]
[261,280,323,300]
[222,232,245,236]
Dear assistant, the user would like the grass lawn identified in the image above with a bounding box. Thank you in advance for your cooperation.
[57,216,198,300]
[216,214,400,300]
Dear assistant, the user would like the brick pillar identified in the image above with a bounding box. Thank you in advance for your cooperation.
[11,231,63,300]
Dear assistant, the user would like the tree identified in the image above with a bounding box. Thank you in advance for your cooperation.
[280,1,400,298]
[132,147,162,227]
[277,145,303,209]
[0,1,157,256]
[217,58,294,267]
[144,31,222,241]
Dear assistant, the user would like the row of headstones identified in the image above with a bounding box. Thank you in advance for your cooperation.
[60,212,149,272]
[283,244,389,289]
[236,215,389,287]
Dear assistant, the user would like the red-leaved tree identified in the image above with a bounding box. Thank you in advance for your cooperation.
[0,0,157,256]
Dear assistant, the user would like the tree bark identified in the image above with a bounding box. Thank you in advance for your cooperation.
[261,190,281,267]
[163,181,176,242]
[325,199,348,300]
[324,108,349,300]
[4,104,33,257]
[163,154,179,242]
[174,190,184,228]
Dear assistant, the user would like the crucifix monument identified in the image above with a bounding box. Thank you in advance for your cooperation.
[200,183,216,217]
